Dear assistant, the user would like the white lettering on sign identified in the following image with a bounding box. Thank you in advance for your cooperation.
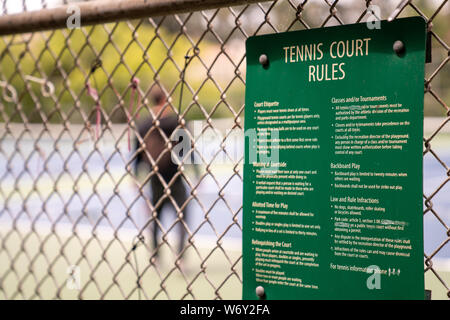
[283,38,371,82]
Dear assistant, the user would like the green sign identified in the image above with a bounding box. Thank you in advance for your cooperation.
[243,17,426,300]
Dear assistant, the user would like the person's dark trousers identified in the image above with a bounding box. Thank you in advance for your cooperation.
[150,175,188,260]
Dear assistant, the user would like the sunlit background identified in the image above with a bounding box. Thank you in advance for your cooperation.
[0,0,449,299]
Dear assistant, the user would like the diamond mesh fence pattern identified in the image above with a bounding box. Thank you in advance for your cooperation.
[0,0,449,300]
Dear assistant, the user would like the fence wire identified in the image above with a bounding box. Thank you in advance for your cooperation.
[0,0,449,300]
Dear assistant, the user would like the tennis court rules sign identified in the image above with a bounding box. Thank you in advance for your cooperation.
[243,17,426,300]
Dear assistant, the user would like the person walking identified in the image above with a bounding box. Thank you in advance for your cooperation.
[133,86,189,263]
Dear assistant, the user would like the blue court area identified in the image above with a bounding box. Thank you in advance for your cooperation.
[0,126,449,260]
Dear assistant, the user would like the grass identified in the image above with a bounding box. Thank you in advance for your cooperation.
[1,225,448,300]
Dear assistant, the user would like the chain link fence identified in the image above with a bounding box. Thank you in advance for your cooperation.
[0,0,448,299]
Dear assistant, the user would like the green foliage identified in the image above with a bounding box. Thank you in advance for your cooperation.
[0,21,242,123]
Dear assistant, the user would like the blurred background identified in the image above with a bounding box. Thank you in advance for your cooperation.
[0,0,449,299]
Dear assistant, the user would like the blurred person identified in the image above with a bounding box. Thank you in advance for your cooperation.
[133,86,189,263]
